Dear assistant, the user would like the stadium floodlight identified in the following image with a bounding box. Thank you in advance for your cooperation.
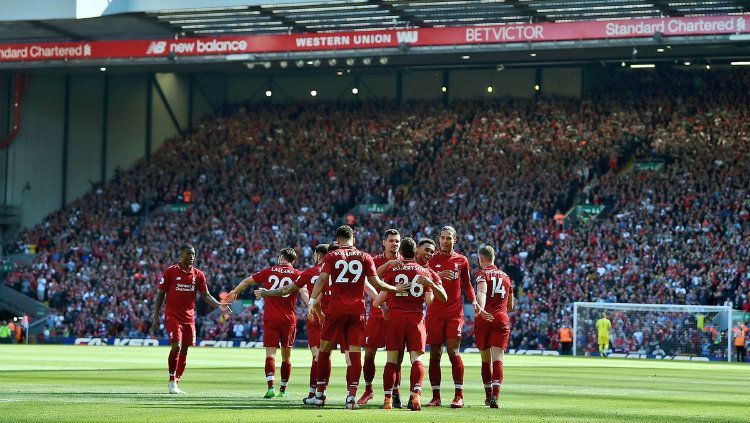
[263,62,272,69]
[730,61,750,66]
[352,87,359,94]
[657,48,665,53]
[630,64,655,69]
[462,55,470,60]
[487,86,493,93]
[310,90,317,97]
[327,58,337,66]
[279,61,288,68]
[621,61,626,67]
[534,84,540,91]
[346,58,355,66]
[295,60,305,67]
[530,53,537,57]
[684,61,691,66]
[573,302,733,361]
[362,57,372,65]
[100,67,107,72]
[379,57,388,65]
[265,90,272,97]
[245,63,256,70]
[441,86,447,92]
[706,64,711,70]
[312,59,321,67]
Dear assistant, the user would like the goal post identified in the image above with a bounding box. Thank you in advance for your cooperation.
[573,302,733,362]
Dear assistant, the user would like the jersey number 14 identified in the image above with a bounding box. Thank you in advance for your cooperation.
[490,276,507,298]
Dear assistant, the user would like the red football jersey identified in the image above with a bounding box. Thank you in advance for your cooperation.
[321,245,377,316]
[427,251,476,318]
[475,264,512,321]
[382,260,439,316]
[158,264,208,324]
[295,262,324,323]
[369,253,399,319]
[253,263,303,323]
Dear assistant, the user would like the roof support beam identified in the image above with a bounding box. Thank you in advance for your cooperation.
[505,0,550,23]
[648,0,684,17]
[368,0,430,28]
[253,6,309,33]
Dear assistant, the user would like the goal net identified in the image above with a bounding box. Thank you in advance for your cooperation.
[573,302,733,362]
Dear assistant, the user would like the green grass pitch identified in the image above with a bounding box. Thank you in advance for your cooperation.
[0,345,748,422]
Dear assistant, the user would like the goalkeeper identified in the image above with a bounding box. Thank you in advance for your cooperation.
[596,313,611,357]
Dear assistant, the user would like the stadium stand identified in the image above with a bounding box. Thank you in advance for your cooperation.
[3,69,749,354]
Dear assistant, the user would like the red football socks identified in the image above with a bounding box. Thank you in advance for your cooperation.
[363,355,376,391]
[383,362,396,397]
[280,361,291,392]
[347,351,362,398]
[481,360,492,398]
[175,351,188,381]
[428,358,441,396]
[315,351,331,395]
[449,354,464,398]
[265,357,275,389]
[492,360,503,398]
[410,361,425,393]
[168,349,179,382]
[309,358,318,392]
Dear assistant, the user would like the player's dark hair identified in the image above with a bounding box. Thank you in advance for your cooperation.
[417,238,436,248]
[327,242,340,253]
[478,245,495,261]
[383,228,400,239]
[336,225,354,240]
[440,225,457,239]
[279,248,297,263]
[399,237,417,259]
[180,243,195,253]
[315,244,329,256]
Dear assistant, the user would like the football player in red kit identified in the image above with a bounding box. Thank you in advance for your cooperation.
[151,243,232,394]
[359,228,403,407]
[226,248,303,398]
[306,225,407,409]
[475,245,513,409]
[426,226,485,408]
[374,237,447,411]
[255,244,329,401]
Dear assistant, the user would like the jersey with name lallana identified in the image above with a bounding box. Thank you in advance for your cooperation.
[252,263,303,323]
[321,245,377,315]
[158,264,208,323]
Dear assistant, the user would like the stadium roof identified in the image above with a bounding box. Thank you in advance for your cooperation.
[1,0,749,42]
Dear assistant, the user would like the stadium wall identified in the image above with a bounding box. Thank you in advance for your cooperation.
[0,72,190,229]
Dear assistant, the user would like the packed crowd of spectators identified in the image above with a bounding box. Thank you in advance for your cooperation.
[3,69,749,356]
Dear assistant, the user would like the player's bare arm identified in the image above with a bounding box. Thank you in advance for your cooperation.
[297,286,310,305]
[372,291,389,308]
[368,275,408,294]
[225,277,256,303]
[307,272,328,321]
[257,283,300,298]
[150,290,166,335]
[474,277,494,321]
[200,290,233,315]
[416,275,447,302]
[508,286,515,311]
[376,259,402,278]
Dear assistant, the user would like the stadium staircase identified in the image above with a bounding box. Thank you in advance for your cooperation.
[0,283,51,336]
